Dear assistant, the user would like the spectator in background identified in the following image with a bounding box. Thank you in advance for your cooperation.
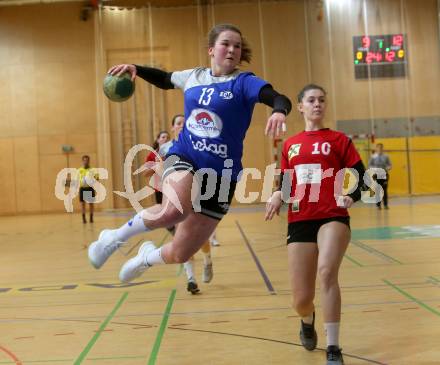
[368,143,392,210]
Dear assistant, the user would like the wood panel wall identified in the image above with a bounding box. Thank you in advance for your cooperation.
[0,0,438,214]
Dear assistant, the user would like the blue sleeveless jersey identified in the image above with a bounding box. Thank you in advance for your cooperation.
[168,68,268,181]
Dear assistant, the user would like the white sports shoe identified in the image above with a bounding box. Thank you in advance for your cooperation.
[119,241,156,283]
[88,229,125,269]
[202,263,213,283]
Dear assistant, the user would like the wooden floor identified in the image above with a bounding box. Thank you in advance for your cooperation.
[1,196,440,364]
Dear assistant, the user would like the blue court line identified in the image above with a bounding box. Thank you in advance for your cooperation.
[351,240,403,264]
[235,221,276,295]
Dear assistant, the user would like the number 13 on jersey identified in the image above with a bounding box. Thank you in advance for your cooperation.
[198,87,214,105]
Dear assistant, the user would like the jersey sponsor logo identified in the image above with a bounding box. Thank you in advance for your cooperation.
[186,109,223,138]
[219,91,234,100]
[189,135,228,158]
[288,144,301,160]
[294,164,322,184]
[291,200,300,212]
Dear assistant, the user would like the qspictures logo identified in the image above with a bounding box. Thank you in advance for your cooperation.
[54,144,387,214]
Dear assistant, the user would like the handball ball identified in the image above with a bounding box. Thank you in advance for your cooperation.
[103,72,135,102]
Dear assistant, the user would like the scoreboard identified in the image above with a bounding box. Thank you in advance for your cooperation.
[353,34,407,79]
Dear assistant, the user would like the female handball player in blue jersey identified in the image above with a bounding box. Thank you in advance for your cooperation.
[88,23,292,283]
[265,84,366,365]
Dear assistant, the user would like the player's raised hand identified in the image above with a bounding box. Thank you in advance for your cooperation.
[108,64,137,81]
[265,112,287,138]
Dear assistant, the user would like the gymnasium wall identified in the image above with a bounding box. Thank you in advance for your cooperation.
[0,0,439,214]
[0,2,97,214]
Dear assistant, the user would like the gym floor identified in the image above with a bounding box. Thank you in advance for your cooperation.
[1,196,440,364]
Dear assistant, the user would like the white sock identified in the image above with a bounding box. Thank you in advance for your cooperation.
[302,313,314,325]
[324,322,340,347]
[183,260,195,280]
[203,252,212,266]
[145,247,165,267]
[115,211,150,241]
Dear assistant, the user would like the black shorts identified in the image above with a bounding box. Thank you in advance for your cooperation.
[79,187,96,203]
[162,154,236,220]
[154,191,163,204]
[287,216,350,244]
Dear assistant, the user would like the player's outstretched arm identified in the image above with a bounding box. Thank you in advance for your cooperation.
[108,64,174,90]
[258,85,292,138]
[265,112,287,138]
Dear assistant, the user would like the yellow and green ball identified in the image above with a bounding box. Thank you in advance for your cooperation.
[103,72,135,102]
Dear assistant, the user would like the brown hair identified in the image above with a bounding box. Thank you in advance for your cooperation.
[208,23,252,64]
[152,130,169,150]
[171,114,184,126]
[297,84,327,103]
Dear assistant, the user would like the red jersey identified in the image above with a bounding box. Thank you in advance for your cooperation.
[281,129,361,223]
[145,151,161,191]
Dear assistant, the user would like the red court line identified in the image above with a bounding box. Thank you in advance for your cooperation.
[169,323,191,327]
[0,345,22,365]
[13,337,34,340]
[54,332,75,336]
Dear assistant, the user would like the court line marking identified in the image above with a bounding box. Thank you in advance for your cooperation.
[73,292,129,364]
[147,289,177,365]
[0,277,179,297]
[0,355,146,364]
[0,345,22,365]
[344,253,364,267]
[127,232,169,256]
[235,220,276,295]
[383,279,440,317]
[147,264,182,365]
[351,240,403,264]
[168,327,388,364]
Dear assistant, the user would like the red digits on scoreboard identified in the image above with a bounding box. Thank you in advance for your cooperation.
[385,51,396,62]
[362,36,371,49]
[392,34,403,47]
[366,52,385,64]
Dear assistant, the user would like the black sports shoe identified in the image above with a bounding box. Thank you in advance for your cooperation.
[187,279,200,295]
[299,312,317,351]
[326,345,344,365]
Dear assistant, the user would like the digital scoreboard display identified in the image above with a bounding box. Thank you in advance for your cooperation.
[353,34,407,79]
